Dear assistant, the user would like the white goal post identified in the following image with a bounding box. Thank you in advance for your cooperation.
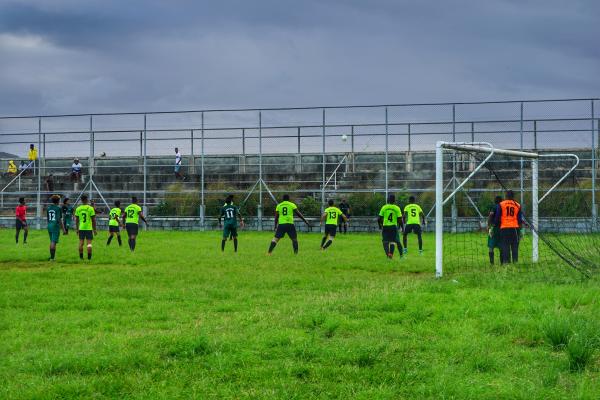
[435,141,579,278]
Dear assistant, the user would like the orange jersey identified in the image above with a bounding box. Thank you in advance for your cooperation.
[499,200,521,229]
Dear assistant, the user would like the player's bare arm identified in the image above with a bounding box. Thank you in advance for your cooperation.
[295,209,310,227]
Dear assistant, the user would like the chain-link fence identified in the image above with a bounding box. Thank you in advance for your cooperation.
[0,98,597,231]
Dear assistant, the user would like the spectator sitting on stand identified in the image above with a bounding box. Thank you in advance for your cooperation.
[6,160,17,176]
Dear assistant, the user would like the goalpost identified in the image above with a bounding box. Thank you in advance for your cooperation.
[435,141,579,278]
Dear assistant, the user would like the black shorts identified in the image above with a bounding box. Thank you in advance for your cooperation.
[382,226,400,242]
[275,223,297,240]
[325,224,337,237]
[109,225,120,233]
[404,224,422,235]
[79,230,93,241]
[16,219,27,229]
[126,223,139,236]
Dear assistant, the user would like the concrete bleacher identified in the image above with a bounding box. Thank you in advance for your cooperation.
[0,148,594,218]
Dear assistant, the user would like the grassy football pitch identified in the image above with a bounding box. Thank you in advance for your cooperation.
[1,229,599,399]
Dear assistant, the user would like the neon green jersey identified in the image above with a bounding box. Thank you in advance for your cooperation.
[324,206,343,225]
[75,204,95,230]
[276,201,297,225]
[125,204,142,224]
[47,204,62,231]
[109,207,122,226]
[379,204,402,227]
[403,203,423,225]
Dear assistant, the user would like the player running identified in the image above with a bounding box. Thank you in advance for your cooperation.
[494,190,524,264]
[123,196,148,252]
[15,197,28,244]
[320,199,347,250]
[107,200,123,247]
[75,194,97,260]
[402,196,425,254]
[218,195,244,252]
[47,195,65,261]
[378,194,404,259]
[62,197,74,235]
[487,196,503,265]
[338,198,350,234]
[267,194,310,255]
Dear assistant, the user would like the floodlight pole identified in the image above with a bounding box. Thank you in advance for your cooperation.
[200,112,205,229]
[258,111,263,231]
[36,117,42,229]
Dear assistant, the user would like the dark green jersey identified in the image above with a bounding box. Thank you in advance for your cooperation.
[221,204,239,225]
[62,204,73,219]
[47,205,62,230]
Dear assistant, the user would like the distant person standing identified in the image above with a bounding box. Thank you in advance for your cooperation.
[338,198,350,234]
[47,195,65,261]
[123,196,149,252]
[174,147,186,180]
[15,197,28,244]
[402,196,425,254]
[28,144,37,175]
[267,194,310,255]
[494,190,524,264]
[377,194,403,259]
[71,159,82,182]
[487,196,503,265]
[75,194,97,260]
[62,197,74,235]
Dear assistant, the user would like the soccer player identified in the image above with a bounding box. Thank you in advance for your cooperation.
[320,199,347,250]
[338,198,350,234]
[487,196,503,265]
[402,196,425,254]
[15,197,28,244]
[47,195,65,261]
[62,197,74,235]
[267,194,310,255]
[218,195,244,252]
[494,190,524,264]
[75,194,97,260]
[107,200,123,247]
[377,194,404,259]
[123,196,148,252]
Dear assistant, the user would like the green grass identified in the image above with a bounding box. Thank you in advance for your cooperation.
[1,229,600,399]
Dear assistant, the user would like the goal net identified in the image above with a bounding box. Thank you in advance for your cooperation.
[434,142,600,279]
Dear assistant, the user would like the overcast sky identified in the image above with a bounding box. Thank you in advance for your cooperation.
[0,0,599,117]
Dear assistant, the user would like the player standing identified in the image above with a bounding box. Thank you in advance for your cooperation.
[402,196,425,254]
[487,196,503,265]
[15,197,28,244]
[338,198,350,234]
[75,194,97,260]
[62,197,74,235]
[123,196,148,252]
[494,190,523,264]
[377,194,404,259]
[107,200,123,247]
[267,194,310,255]
[218,195,244,252]
[320,199,347,250]
[47,195,65,261]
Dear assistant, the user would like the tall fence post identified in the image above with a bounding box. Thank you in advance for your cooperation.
[592,100,597,231]
[258,111,263,231]
[321,108,326,214]
[200,112,205,229]
[297,126,301,154]
[36,117,42,229]
[350,125,355,172]
[451,104,457,233]
[385,106,389,198]
[533,120,537,150]
[143,114,148,225]
[89,115,94,200]
[190,129,195,175]
[519,102,524,207]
